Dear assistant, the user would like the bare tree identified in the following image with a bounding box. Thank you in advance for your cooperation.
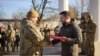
[69,6,78,19]
[80,0,89,13]
[11,11,26,29]
[12,11,26,19]
[71,0,89,18]
[31,0,58,24]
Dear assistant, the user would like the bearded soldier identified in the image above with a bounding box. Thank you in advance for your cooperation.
[20,9,44,56]
[79,12,96,56]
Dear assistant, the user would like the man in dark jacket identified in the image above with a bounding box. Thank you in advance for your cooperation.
[0,27,6,53]
[51,11,82,56]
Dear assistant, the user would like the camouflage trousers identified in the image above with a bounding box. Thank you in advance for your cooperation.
[81,38,95,56]
[86,41,95,56]
[7,41,15,53]
[20,52,42,56]
[20,46,43,56]
[0,44,3,56]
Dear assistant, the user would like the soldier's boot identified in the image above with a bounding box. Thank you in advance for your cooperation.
[90,46,94,56]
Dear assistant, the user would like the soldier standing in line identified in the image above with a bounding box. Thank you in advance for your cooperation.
[6,24,16,53]
[0,42,3,56]
[14,29,20,52]
[79,12,96,56]
[54,26,59,36]
[43,24,51,46]
[79,16,87,55]
[0,27,3,56]
[0,27,7,53]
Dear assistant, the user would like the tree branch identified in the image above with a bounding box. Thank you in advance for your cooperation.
[38,0,48,23]
[32,0,36,10]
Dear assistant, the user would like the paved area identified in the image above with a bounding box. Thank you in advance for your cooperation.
[4,55,61,56]
[3,41,100,56]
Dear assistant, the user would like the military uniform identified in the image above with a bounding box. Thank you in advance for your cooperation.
[79,21,96,56]
[6,26,16,52]
[43,26,51,45]
[20,19,44,56]
[79,22,87,55]
[54,26,59,35]
[0,34,3,56]
[0,44,3,56]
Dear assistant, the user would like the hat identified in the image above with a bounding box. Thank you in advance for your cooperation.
[27,9,39,18]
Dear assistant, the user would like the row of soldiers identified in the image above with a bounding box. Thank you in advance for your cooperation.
[0,25,20,55]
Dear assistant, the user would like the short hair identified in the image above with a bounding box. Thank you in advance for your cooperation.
[27,9,39,18]
[60,11,70,17]
[81,12,91,19]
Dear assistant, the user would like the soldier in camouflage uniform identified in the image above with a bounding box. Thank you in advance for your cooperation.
[79,16,87,55]
[79,12,96,56]
[20,9,44,56]
[0,31,3,56]
[6,25,16,53]
[0,43,3,56]
[54,26,59,35]
[43,24,51,46]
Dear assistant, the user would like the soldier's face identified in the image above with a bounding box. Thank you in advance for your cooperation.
[85,18,90,22]
[31,17,38,23]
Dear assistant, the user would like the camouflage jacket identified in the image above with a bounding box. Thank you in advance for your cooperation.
[20,19,44,56]
[6,28,16,42]
[79,21,96,40]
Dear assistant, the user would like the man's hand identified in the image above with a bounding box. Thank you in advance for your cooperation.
[60,36,67,42]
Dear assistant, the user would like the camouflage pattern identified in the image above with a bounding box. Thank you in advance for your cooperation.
[54,26,59,35]
[43,26,51,45]
[20,19,44,56]
[0,34,3,56]
[6,26,16,52]
[0,44,3,56]
[79,21,96,56]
